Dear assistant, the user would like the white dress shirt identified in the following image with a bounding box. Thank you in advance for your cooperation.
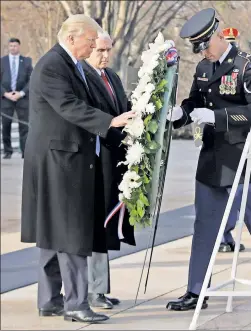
[59,42,77,65]
[218,43,232,64]
[9,53,25,97]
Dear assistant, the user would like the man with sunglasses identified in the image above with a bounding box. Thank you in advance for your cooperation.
[166,8,251,311]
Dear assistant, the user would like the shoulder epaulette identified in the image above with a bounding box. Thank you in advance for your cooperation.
[238,51,251,62]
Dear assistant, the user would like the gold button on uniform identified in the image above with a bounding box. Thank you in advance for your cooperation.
[209,102,213,106]
[208,89,212,92]
[90,164,93,169]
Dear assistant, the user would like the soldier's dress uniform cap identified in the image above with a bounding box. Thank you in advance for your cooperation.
[180,8,219,54]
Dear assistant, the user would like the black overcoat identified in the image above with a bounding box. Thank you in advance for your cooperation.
[82,61,136,252]
[21,44,116,256]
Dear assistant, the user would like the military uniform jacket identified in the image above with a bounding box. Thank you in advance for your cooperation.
[174,45,251,188]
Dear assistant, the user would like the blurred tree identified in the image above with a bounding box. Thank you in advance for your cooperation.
[57,1,187,72]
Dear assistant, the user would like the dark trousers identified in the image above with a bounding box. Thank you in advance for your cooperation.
[38,248,89,311]
[1,107,29,154]
[188,181,251,295]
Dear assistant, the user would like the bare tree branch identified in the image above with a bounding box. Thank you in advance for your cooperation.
[59,0,72,16]
[82,0,92,16]
[113,1,130,42]
[102,0,111,32]
[150,0,187,36]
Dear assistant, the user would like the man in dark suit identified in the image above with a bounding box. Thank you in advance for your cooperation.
[166,8,251,311]
[1,38,33,159]
[82,31,135,310]
[21,14,135,323]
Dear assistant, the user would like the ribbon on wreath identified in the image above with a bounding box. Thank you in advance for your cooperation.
[104,201,126,239]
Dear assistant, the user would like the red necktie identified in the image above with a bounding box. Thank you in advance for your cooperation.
[101,71,115,101]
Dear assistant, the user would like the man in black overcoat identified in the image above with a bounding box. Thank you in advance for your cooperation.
[21,14,135,323]
[1,38,33,158]
[82,31,135,309]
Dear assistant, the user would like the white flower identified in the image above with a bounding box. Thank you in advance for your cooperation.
[141,49,156,63]
[145,102,156,114]
[119,193,124,201]
[144,83,155,94]
[138,66,147,78]
[124,116,144,138]
[134,74,152,96]
[131,88,143,101]
[119,170,142,199]
[124,141,145,168]
[154,32,165,45]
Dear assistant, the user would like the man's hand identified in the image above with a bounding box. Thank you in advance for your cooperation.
[11,91,23,101]
[190,108,215,125]
[110,111,136,128]
[167,106,183,122]
[3,92,16,102]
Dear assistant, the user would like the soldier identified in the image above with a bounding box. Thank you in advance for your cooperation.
[166,8,251,311]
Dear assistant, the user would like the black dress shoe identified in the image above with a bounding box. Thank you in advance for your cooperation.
[229,243,245,252]
[64,308,109,323]
[88,293,113,309]
[39,306,64,316]
[106,296,120,305]
[219,243,245,253]
[3,152,12,159]
[166,292,208,311]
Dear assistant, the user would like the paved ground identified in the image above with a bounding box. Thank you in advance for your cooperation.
[1,140,251,330]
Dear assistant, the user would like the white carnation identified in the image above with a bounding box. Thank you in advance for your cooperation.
[124,141,145,168]
[145,102,156,114]
[119,193,124,201]
[124,117,144,138]
[154,32,165,45]
[144,83,155,94]
[119,170,142,199]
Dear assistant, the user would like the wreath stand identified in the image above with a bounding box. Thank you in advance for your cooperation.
[189,130,251,330]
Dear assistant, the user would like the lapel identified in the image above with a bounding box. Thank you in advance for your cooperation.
[52,44,94,102]
[208,46,238,86]
[82,61,117,113]
[5,56,11,83]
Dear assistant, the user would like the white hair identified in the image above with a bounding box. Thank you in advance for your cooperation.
[97,30,113,42]
[57,14,103,43]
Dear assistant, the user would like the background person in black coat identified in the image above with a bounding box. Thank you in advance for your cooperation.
[82,31,135,310]
[21,14,135,323]
[1,38,33,159]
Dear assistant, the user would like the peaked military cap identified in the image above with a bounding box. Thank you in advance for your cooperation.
[180,8,219,54]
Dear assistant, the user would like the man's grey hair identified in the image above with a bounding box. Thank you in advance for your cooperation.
[97,31,113,42]
[57,14,103,43]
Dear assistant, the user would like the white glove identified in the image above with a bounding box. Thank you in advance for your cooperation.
[190,108,215,125]
[167,106,183,122]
